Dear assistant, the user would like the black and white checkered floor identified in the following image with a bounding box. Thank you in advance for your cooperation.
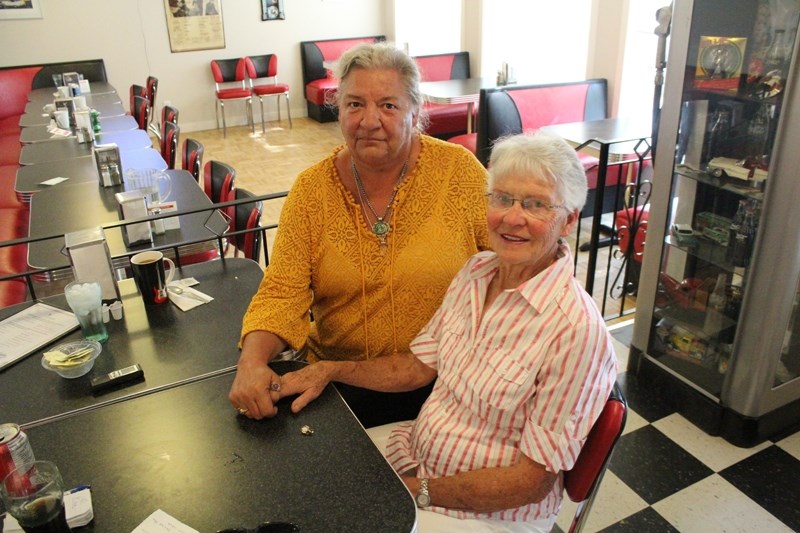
[552,321,800,532]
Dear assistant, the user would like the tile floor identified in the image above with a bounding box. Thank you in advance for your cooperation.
[553,320,800,533]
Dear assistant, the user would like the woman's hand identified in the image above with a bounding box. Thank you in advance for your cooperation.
[279,362,335,413]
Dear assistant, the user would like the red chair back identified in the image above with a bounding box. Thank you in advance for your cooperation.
[182,138,204,183]
[160,121,180,170]
[563,382,627,533]
[132,95,150,131]
[203,160,236,203]
[211,58,247,84]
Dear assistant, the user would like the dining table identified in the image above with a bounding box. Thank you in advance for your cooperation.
[26,81,117,103]
[23,91,124,116]
[18,128,153,165]
[15,362,418,532]
[19,96,126,127]
[0,257,263,427]
[14,148,167,203]
[541,116,652,295]
[26,169,229,274]
[19,115,138,144]
[418,77,496,133]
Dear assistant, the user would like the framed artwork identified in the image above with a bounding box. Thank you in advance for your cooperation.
[0,0,43,20]
[163,0,225,53]
[261,0,285,21]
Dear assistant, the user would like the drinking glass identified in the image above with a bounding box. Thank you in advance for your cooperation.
[0,461,71,533]
[64,280,109,343]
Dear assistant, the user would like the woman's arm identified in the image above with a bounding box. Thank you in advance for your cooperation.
[228,331,288,419]
[279,351,437,414]
[404,452,557,514]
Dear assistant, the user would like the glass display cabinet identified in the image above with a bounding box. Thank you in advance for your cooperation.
[630,0,800,446]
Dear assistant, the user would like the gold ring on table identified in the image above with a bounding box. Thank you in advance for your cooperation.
[237,407,248,415]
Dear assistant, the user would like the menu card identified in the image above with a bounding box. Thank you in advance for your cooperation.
[0,303,79,371]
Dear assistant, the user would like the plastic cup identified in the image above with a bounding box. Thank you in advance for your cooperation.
[64,280,109,343]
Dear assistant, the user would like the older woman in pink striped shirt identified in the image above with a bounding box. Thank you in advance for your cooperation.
[279,131,618,532]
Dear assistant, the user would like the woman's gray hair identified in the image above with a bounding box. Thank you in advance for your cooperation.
[488,131,587,212]
[330,42,429,131]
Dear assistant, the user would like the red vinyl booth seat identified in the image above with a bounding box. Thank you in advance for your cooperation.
[414,52,471,138]
[300,36,385,122]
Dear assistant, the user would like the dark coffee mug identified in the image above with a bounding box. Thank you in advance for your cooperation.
[131,250,175,305]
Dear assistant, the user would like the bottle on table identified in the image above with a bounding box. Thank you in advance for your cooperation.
[704,272,728,339]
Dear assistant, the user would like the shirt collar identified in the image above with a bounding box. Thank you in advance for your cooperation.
[469,241,575,311]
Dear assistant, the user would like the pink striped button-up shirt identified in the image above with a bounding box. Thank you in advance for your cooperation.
[385,243,617,523]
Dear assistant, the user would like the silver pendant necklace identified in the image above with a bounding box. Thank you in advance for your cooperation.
[351,158,409,246]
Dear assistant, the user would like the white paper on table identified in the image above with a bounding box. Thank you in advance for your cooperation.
[132,509,199,533]
[39,176,70,186]
[0,303,79,371]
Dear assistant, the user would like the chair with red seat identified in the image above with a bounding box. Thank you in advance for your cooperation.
[131,95,151,131]
[181,137,204,184]
[203,160,236,204]
[210,58,253,138]
[146,76,160,137]
[245,54,292,133]
[228,188,264,262]
[161,104,179,128]
[562,382,627,533]
[130,84,147,116]
[160,121,180,170]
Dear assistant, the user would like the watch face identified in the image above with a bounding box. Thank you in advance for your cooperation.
[415,492,431,507]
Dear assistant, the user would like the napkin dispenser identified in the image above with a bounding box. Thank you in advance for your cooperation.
[65,227,121,303]
[115,190,153,247]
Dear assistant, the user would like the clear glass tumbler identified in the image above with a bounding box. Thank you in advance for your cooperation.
[0,460,71,533]
[64,280,109,343]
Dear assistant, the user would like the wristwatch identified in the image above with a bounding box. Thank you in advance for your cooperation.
[415,478,431,508]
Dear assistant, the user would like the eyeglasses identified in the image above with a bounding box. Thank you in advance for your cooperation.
[485,192,565,218]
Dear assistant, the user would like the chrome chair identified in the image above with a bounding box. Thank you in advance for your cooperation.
[146,75,160,138]
[181,137,204,184]
[160,121,180,170]
[228,188,264,262]
[245,54,292,133]
[210,58,253,138]
[161,104,179,128]
[131,95,150,132]
[202,160,236,204]
[562,382,627,533]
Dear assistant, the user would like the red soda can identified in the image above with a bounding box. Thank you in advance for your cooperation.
[0,423,36,484]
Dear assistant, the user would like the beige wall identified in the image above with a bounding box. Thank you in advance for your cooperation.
[0,0,628,131]
[0,0,384,132]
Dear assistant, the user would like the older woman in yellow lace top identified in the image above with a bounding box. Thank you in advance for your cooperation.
[229,42,489,427]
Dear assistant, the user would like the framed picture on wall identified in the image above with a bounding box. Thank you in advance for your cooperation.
[0,0,43,20]
[163,0,225,52]
[261,0,285,21]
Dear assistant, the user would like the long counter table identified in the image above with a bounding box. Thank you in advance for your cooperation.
[19,128,153,165]
[15,148,167,203]
[18,363,418,532]
[19,115,138,144]
[27,170,228,272]
[0,257,263,427]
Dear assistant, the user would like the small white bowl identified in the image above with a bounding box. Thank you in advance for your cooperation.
[41,339,102,379]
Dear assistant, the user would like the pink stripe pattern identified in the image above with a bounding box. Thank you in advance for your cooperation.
[385,243,617,522]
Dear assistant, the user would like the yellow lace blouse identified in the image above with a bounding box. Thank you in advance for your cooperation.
[240,135,489,361]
